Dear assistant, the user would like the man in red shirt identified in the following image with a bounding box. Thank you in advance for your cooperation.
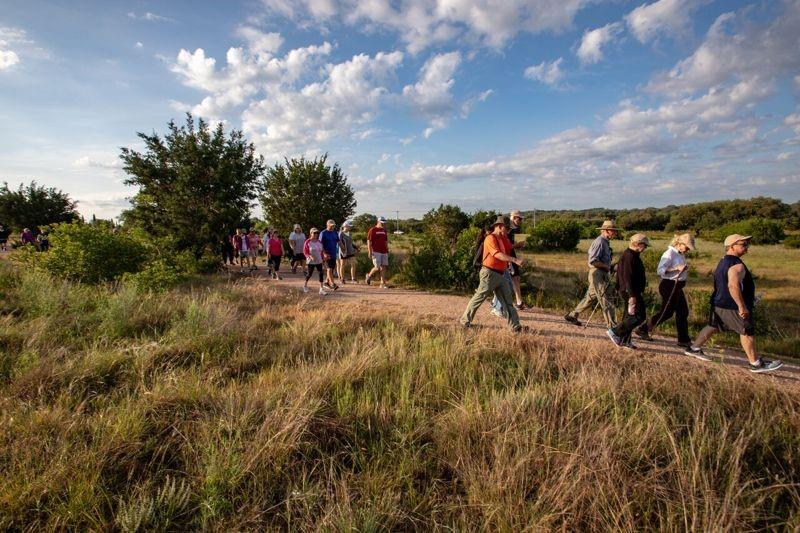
[366,216,390,288]
[460,216,526,332]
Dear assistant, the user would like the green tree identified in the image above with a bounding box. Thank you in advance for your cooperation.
[120,114,264,257]
[353,213,378,231]
[470,209,501,230]
[259,155,356,235]
[422,204,470,246]
[0,181,78,231]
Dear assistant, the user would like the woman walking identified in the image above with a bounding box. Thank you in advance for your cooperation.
[636,234,697,349]
[267,229,285,280]
[337,220,359,284]
[303,228,330,296]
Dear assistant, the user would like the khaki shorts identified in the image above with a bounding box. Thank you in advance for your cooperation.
[371,252,389,267]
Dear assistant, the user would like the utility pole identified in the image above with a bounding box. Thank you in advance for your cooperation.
[533,208,537,228]
[395,210,400,233]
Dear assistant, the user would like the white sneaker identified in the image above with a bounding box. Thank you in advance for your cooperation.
[302,286,309,293]
[318,287,328,296]
[490,308,504,318]
[380,283,389,289]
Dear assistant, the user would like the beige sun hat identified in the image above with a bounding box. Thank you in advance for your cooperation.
[630,233,650,247]
[675,233,696,250]
[597,220,620,231]
[509,210,523,219]
[724,234,752,247]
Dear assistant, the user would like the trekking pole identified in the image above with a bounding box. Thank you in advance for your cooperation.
[649,274,681,332]
[582,299,602,329]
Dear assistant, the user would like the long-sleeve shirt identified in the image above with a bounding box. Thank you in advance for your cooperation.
[587,235,612,268]
[657,246,688,281]
[303,239,324,264]
[616,248,646,298]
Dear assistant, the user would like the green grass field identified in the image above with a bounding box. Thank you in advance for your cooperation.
[1,263,800,529]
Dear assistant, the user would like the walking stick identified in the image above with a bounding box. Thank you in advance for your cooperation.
[582,299,602,329]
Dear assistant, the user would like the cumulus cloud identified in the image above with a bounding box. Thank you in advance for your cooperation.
[403,51,461,137]
[260,0,598,53]
[0,50,19,70]
[127,11,175,22]
[72,156,122,170]
[524,58,564,87]
[625,0,701,43]
[0,27,32,70]
[577,22,623,64]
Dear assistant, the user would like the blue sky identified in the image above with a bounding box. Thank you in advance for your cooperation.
[1,0,799,220]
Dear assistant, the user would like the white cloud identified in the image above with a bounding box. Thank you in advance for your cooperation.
[127,11,175,22]
[648,4,800,96]
[134,41,144,49]
[261,0,598,53]
[625,0,700,43]
[577,22,623,64]
[524,58,564,87]
[235,26,283,56]
[403,51,460,137]
[0,27,34,70]
[72,156,122,170]
[786,113,800,137]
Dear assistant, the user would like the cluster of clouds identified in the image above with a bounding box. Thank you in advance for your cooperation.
[0,27,31,71]
[170,26,490,159]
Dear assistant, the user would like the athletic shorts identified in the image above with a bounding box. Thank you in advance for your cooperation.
[293,253,305,262]
[249,250,258,258]
[710,306,755,336]
[238,250,249,258]
[371,252,389,267]
[325,258,337,269]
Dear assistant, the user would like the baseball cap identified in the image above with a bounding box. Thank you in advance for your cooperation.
[510,210,523,219]
[377,216,387,223]
[293,224,301,230]
[342,220,353,227]
[724,234,752,247]
[310,227,319,234]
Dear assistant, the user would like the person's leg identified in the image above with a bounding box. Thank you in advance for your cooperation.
[674,289,691,345]
[740,335,758,364]
[460,269,493,326]
[595,271,616,328]
[349,258,357,282]
[692,326,717,348]
[337,258,344,282]
[304,266,313,288]
[512,275,523,306]
[494,273,521,330]
[491,270,513,317]
[317,264,325,287]
[611,294,643,345]
[569,271,598,318]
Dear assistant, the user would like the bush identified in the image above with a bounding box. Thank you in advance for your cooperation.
[527,219,581,251]
[401,227,480,290]
[19,222,147,283]
[122,259,188,293]
[783,234,800,249]
[713,218,785,245]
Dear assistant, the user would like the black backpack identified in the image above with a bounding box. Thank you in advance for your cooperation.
[473,231,499,270]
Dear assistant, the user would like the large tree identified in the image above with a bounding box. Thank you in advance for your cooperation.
[0,181,78,231]
[259,155,356,235]
[423,204,470,246]
[120,115,264,256]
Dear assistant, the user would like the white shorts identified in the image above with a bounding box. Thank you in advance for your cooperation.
[371,252,389,267]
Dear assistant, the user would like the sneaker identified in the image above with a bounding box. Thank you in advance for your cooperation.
[365,274,372,286]
[622,341,638,350]
[460,321,471,330]
[515,302,528,311]
[380,283,389,289]
[490,308,505,318]
[291,267,297,274]
[606,329,622,347]
[302,285,309,293]
[677,341,692,349]
[564,314,582,326]
[332,283,340,291]
[749,358,783,373]
[635,329,653,341]
[513,325,530,334]
[318,287,328,296]
[350,279,359,284]
[683,346,711,362]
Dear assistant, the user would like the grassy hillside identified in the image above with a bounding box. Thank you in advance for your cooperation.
[1,264,799,530]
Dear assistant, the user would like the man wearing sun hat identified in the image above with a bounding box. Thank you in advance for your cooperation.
[564,220,619,327]
[684,234,782,373]
[606,233,650,349]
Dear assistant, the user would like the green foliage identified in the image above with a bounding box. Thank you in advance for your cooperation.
[122,259,188,293]
[713,218,785,245]
[783,234,800,249]
[120,114,263,258]
[259,154,356,236]
[353,213,378,231]
[0,181,78,232]
[401,227,480,290]
[666,197,791,233]
[422,204,470,246]
[470,210,501,230]
[526,219,581,251]
[17,222,147,283]
[616,208,671,230]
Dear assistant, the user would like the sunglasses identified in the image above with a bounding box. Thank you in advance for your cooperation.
[735,241,750,247]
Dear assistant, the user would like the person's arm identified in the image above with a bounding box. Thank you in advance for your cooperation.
[728,264,749,318]
[488,236,524,266]
[617,253,632,297]
[366,230,374,256]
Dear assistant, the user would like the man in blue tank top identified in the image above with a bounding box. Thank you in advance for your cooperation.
[684,234,782,373]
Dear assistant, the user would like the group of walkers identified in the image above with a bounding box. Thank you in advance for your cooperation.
[0,225,49,252]
[224,217,393,296]
[462,214,783,374]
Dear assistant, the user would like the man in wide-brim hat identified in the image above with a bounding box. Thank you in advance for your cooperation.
[564,220,619,327]
[460,216,527,332]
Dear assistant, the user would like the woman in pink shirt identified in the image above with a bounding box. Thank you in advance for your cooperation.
[267,230,285,280]
[303,228,329,296]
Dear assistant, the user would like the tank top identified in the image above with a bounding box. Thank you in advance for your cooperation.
[712,255,755,310]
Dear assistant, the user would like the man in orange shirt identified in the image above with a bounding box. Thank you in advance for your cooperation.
[460,216,527,332]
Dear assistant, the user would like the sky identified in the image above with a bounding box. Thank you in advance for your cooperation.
[1,0,799,220]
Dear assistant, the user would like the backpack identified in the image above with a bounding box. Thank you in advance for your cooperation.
[472,232,499,270]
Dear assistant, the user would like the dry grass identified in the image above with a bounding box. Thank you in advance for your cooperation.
[1,263,799,530]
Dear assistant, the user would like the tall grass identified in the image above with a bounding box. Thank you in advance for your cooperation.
[1,262,799,529]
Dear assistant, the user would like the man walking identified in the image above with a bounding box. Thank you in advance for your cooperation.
[460,216,527,332]
[490,209,527,317]
[319,219,340,290]
[684,235,782,373]
[564,220,618,327]
[606,234,649,349]
[366,216,390,288]
[288,224,306,274]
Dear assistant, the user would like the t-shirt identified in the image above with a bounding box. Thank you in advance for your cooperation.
[367,225,388,254]
[235,234,248,252]
[319,229,339,257]
[304,239,324,264]
[247,234,261,251]
[338,232,356,257]
[288,231,306,254]
[268,237,283,256]
[482,233,511,272]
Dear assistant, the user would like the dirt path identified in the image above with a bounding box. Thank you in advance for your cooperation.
[229,265,800,382]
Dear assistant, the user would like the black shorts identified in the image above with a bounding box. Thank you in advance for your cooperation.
[710,306,755,336]
[325,258,336,269]
[293,253,305,262]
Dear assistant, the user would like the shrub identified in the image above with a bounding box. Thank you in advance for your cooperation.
[783,234,800,249]
[122,259,188,293]
[400,227,480,290]
[20,222,147,283]
[527,219,581,251]
[713,218,785,245]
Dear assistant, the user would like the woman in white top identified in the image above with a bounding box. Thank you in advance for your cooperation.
[636,233,696,346]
